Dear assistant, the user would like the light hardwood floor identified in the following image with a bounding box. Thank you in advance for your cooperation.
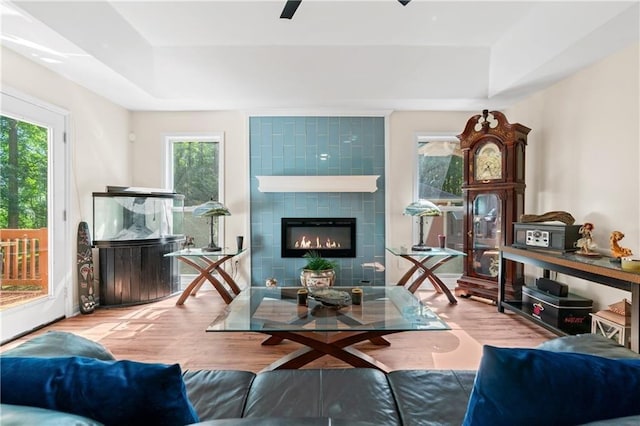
[1,289,557,372]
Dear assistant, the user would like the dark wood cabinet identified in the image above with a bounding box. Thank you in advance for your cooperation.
[455,110,531,302]
[98,238,182,306]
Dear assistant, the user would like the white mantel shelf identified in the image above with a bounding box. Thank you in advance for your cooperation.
[256,175,379,193]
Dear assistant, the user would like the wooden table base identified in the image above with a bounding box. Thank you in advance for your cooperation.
[396,254,458,304]
[175,254,242,305]
[258,330,403,373]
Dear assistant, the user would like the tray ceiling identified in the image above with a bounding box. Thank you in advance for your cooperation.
[1,1,638,111]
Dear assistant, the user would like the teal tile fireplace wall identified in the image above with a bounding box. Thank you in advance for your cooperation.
[249,116,386,287]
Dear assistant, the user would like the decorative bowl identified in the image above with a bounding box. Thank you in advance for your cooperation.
[308,288,351,308]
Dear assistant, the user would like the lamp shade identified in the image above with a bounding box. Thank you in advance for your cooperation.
[403,199,442,217]
[193,200,231,217]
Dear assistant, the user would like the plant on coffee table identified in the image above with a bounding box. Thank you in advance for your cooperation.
[300,251,338,287]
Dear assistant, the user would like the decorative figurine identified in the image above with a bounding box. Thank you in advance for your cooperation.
[182,235,195,252]
[610,231,633,259]
[265,277,278,288]
[576,222,599,256]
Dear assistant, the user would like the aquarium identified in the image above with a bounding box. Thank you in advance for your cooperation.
[92,187,184,246]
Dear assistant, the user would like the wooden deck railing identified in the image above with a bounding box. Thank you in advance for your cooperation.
[0,228,48,292]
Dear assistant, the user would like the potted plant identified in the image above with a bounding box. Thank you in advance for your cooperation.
[300,251,338,287]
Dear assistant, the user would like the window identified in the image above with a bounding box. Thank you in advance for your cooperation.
[415,134,463,276]
[165,134,224,252]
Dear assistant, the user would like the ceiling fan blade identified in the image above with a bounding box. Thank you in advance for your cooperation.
[398,0,411,5]
[280,0,302,19]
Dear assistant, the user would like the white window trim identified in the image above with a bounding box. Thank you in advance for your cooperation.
[414,132,460,201]
[163,131,225,199]
[413,132,463,289]
[163,132,225,256]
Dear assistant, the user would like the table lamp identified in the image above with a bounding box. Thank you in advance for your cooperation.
[193,199,231,252]
[403,199,442,251]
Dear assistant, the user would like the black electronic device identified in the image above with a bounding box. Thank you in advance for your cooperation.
[535,277,568,297]
[522,286,592,335]
[513,223,582,252]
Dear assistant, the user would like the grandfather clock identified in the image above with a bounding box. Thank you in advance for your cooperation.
[455,110,531,302]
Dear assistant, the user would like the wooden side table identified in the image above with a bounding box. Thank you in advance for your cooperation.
[386,247,465,305]
[165,248,246,305]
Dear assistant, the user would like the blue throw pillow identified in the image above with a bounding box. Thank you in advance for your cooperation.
[0,356,199,426]
[463,346,640,426]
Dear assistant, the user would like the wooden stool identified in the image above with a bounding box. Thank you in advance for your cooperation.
[590,310,631,347]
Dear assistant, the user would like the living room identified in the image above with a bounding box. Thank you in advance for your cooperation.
[1,1,639,424]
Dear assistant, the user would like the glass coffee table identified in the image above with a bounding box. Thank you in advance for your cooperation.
[207,286,449,372]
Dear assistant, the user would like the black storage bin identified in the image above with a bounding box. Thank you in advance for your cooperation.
[522,286,593,334]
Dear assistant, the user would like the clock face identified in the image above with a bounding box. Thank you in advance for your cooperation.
[475,142,502,180]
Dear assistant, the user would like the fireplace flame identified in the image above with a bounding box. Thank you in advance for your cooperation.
[294,235,341,249]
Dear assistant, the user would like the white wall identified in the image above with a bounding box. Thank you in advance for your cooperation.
[507,43,640,310]
[1,47,131,313]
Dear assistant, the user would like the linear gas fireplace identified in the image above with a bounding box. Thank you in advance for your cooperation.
[281,217,356,258]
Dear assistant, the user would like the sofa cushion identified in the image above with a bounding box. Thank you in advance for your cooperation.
[242,369,401,425]
[536,333,640,359]
[0,403,104,426]
[580,415,640,425]
[194,419,382,425]
[387,370,476,426]
[1,331,115,360]
[462,345,640,426]
[0,356,199,426]
[182,369,256,421]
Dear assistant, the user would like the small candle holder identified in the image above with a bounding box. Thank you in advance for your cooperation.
[297,288,308,305]
[438,234,446,249]
[351,287,363,305]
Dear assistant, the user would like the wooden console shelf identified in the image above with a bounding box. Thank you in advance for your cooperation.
[498,246,640,352]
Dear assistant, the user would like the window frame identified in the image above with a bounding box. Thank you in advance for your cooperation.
[414,132,464,282]
[163,132,225,248]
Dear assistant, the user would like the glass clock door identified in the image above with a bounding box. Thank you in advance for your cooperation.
[472,193,501,277]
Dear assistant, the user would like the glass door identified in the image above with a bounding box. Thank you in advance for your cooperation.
[471,193,501,278]
[1,90,69,343]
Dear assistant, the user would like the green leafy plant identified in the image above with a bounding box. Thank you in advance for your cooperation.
[302,251,338,271]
